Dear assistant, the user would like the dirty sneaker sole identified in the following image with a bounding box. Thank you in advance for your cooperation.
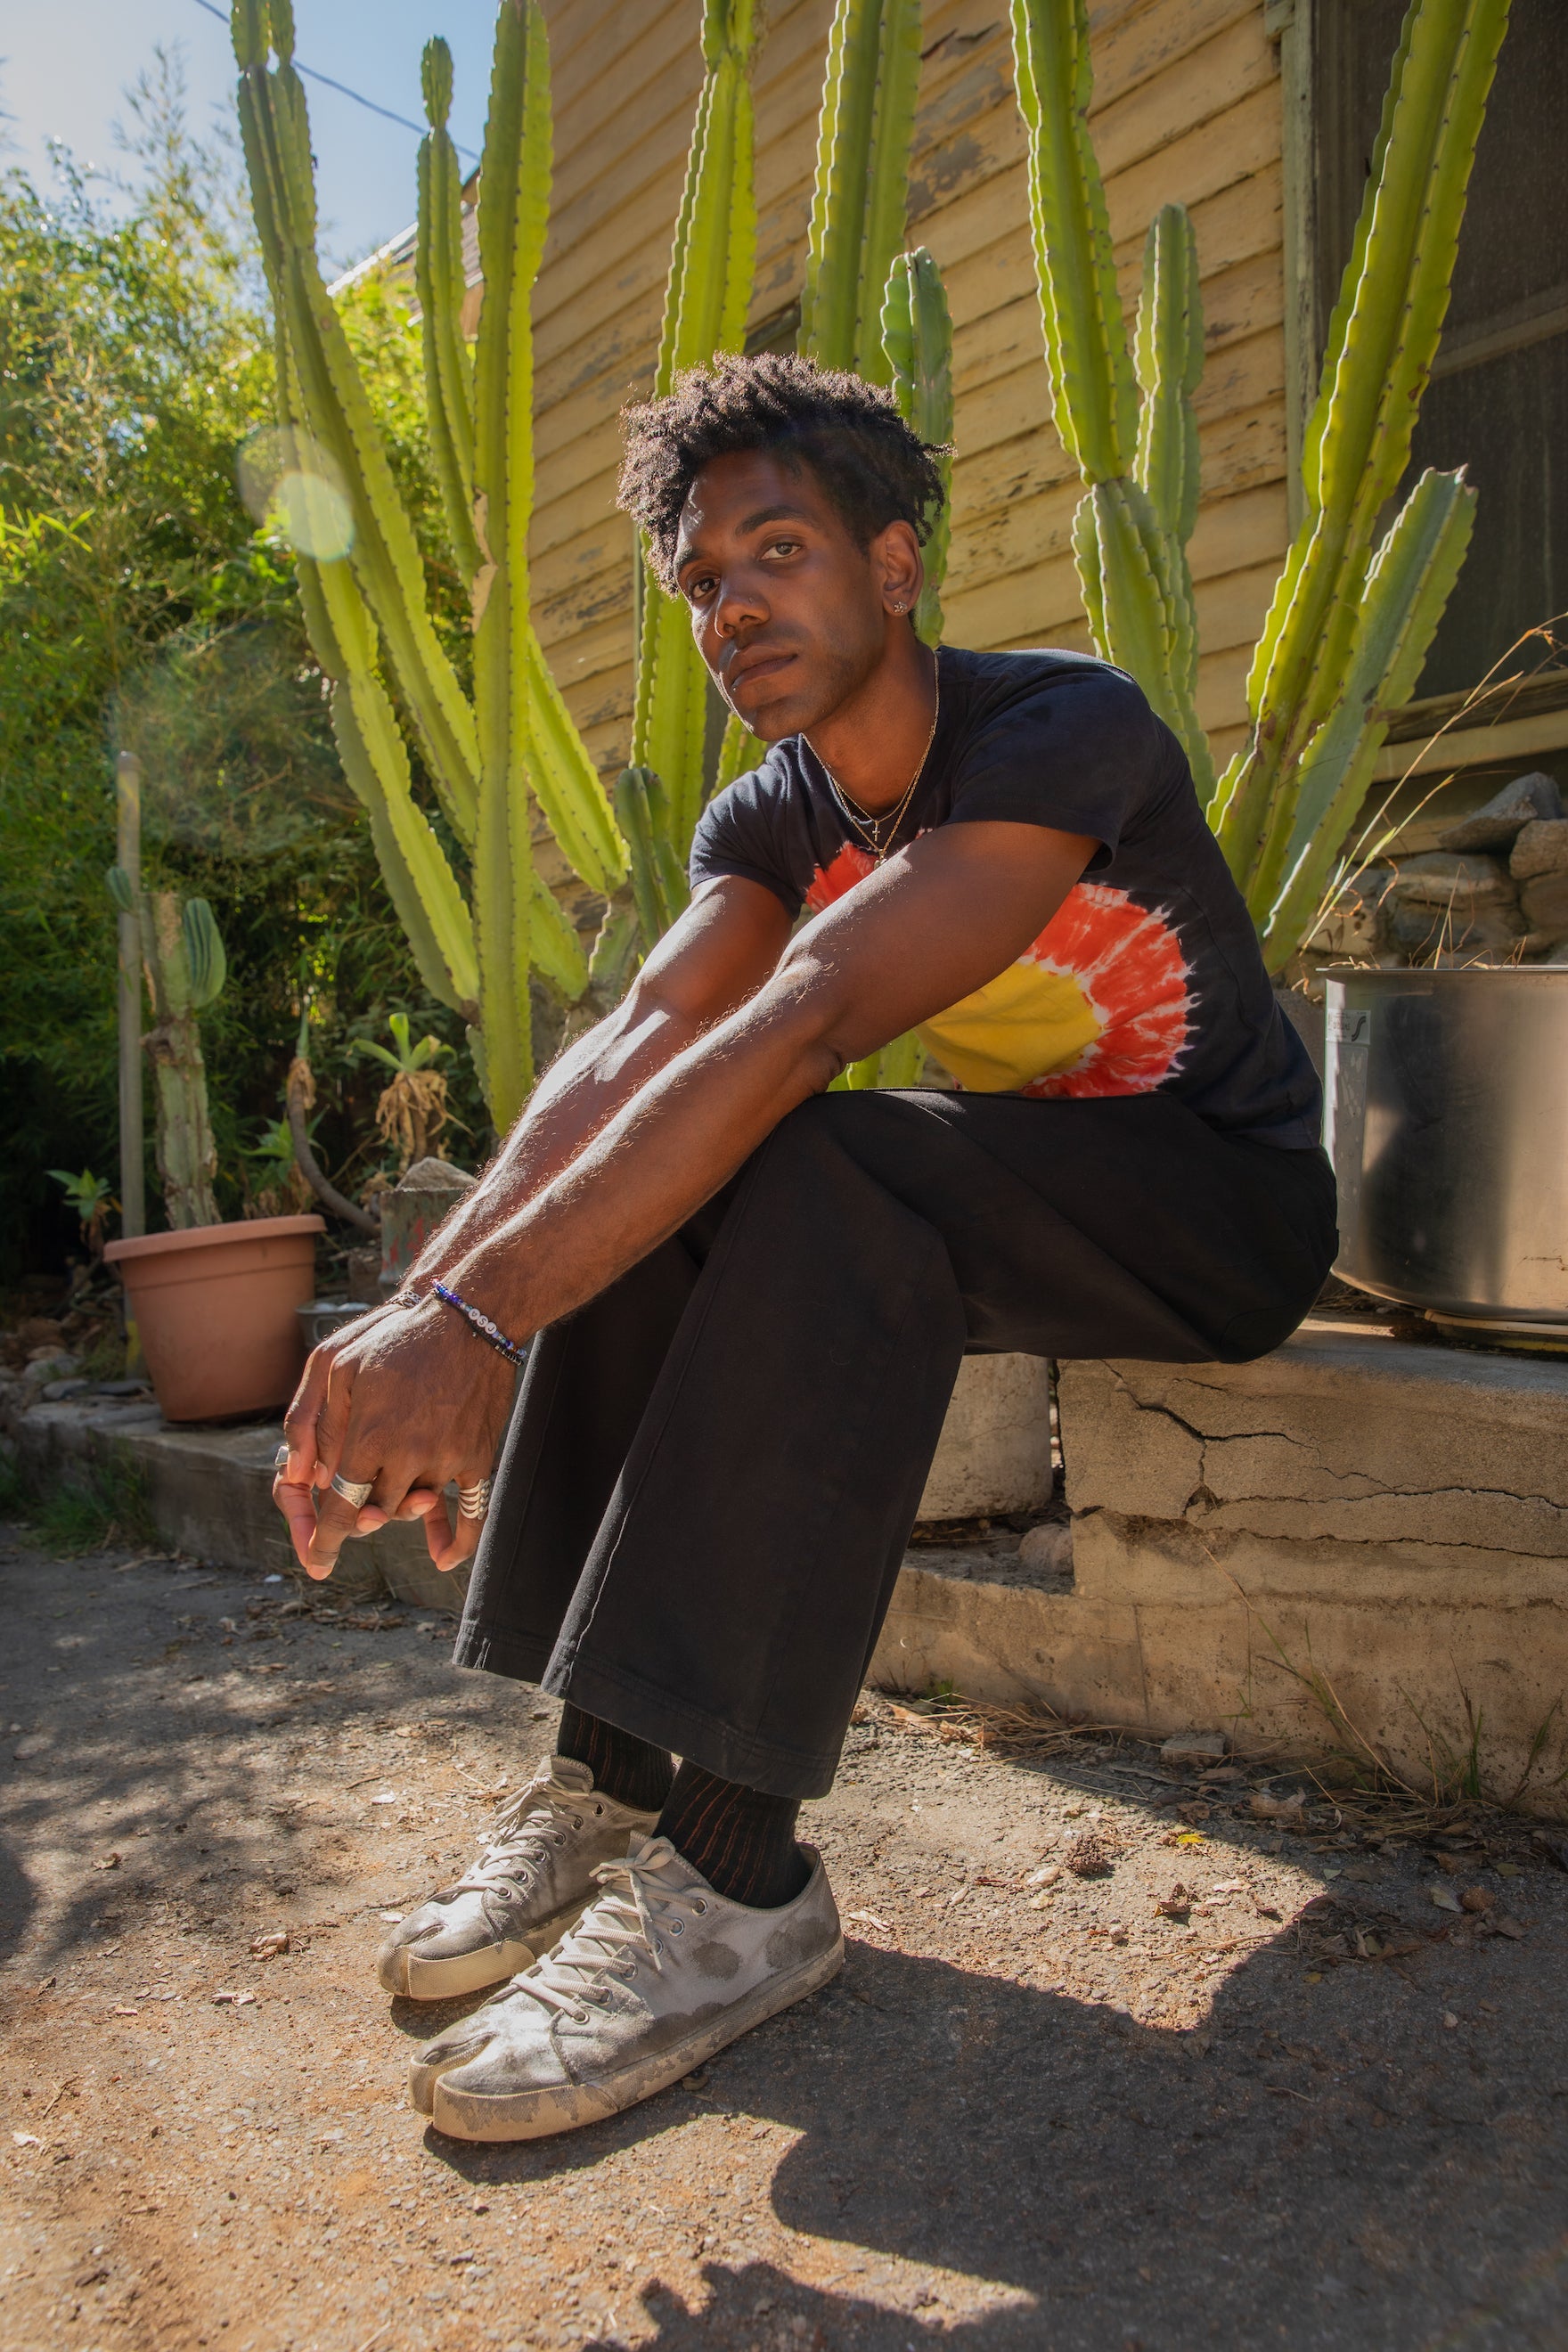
[378,1896,591,2001]
[410,1935,844,2141]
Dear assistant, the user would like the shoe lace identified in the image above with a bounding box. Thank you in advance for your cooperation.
[447,1768,596,1912]
[501,1839,704,2022]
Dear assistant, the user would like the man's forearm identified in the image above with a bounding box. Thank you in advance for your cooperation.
[403,993,703,1288]
[441,972,837,1342]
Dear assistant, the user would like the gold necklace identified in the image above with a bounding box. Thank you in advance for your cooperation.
[807,662,941,863]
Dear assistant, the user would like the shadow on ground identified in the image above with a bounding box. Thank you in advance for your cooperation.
[5,1531,1568,2350]
[415,1927,1568,2350]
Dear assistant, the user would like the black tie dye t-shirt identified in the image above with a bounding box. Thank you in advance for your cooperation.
[688,644,1321,1147]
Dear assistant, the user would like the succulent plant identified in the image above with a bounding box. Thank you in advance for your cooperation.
[1009,0,1506,967]
[107,864,227,1229]
[233,0,625,1125]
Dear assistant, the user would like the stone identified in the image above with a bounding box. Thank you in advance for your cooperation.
[41,1378,90,1402]
[1387,852,1517,911]
[380,1158,478,1294]
[1521,870,1568,938]
[1160,1730,1229,1767]
[1511,819,1568,881]
[1017,1521,1073,1578]
[1436,771,1563,853]
[22,1353,78,1390]
[1304,868,1392,960]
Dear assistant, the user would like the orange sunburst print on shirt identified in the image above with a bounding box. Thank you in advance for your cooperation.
[804,848,1191,1097]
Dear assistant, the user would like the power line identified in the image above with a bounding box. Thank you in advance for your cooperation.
[190,0,480,162]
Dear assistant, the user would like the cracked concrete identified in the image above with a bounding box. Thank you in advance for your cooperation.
[873,1319,1568,1806]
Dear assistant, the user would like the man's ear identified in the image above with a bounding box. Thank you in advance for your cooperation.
[870,519,924,618]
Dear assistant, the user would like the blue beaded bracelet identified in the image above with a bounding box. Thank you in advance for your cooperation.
[432,1281,528,1368]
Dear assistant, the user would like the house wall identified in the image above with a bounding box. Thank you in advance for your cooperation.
[529,0,1290,904]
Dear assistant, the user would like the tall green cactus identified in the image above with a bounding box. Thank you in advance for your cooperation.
[1012,0,1505,968]
[801,0,924,381]
[1210,0,1505,959]
[1011,0,1212,796]
[107,867,226,1229]
[233,0,625,1126]
[882,245,952,648]
[627,0,763,921]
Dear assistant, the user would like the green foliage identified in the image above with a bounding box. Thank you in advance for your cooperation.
[234,0,624,1127]
[355,1010,450,1075]
[48,1169,117,1249]
[0,53,490,1277]
[20,1455,158,1556]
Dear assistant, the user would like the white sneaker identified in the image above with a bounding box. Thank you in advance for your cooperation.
[408,1832,843,2141]
[377,1756,658,2000]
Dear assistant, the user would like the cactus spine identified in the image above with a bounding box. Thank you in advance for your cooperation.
[1012,0,1504,968]
[629,0,763,931]
[233,0,625,1126]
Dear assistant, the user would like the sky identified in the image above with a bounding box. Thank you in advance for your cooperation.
[3,0,502,269]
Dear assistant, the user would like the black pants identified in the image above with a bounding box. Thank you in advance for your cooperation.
[454,1090,1336,1800]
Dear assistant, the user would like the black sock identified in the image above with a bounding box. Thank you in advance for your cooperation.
[657,1760,810,1908]
[556,1703,674,1814]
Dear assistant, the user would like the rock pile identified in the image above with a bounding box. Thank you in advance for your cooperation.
[1308,771,1568,964]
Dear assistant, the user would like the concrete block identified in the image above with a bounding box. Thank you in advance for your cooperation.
[1049,1323,1568,1808]
[9,1400,469,1611]
[918,1353,1052,1518]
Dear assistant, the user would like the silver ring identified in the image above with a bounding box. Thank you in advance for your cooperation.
[329,1471,375,1509]
[457,1477,492,1521]
[274,1444,290,1470]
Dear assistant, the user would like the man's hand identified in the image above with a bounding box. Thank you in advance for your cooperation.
[272,1298,519,1581]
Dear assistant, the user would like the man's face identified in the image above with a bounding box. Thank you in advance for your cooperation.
[670,449,917,741]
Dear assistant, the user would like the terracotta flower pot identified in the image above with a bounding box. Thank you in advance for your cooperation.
[104,1214,325,1424]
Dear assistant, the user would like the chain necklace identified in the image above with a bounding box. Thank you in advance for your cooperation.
[807,658,941,863]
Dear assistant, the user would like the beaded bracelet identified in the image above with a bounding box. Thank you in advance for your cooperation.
[431,1280,529,1368]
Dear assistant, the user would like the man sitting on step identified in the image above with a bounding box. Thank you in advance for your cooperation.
[274,352,1334,2145]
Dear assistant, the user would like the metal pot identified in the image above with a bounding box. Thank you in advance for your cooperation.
[1325,968,1568,1343]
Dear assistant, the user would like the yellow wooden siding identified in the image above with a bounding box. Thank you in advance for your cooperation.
[527,0,1288,881]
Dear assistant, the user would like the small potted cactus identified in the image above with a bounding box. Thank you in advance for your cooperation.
[103,867,322,1423]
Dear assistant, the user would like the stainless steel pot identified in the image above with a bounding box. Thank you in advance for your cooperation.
[1325,968,1568,1341]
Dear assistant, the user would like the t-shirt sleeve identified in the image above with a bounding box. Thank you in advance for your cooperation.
[943,662,1165,868]
[688,765,805,917]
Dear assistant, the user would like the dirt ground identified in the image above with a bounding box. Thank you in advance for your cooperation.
[4,1522,1568,2352]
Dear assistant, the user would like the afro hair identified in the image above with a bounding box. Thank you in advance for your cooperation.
[617,351,947,593]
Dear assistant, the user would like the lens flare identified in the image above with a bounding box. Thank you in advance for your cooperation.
[237,426,355,561]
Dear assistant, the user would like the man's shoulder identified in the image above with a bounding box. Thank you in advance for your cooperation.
[942,643,1152,731]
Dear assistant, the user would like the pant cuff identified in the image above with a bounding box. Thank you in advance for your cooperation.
[450,1623,554,1683]
[543,1651,842,1802]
